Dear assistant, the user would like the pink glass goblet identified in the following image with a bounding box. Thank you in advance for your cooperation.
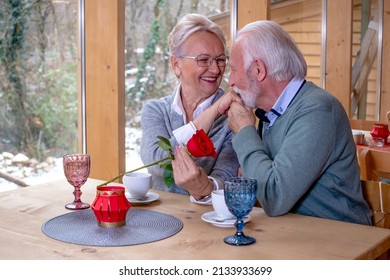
[63,154,91,210]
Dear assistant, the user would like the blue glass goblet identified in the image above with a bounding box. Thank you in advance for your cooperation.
[224,177,257,246]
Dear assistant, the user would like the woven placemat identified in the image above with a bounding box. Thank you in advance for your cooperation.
[41,209,183,246]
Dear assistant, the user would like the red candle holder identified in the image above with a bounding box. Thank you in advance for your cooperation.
[370,123,390,144]
[91,186,131,228]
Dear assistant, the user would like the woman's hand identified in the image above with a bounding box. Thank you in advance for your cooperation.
[171,146,214,199]
[192,90,243,134]
[217,90,243,115]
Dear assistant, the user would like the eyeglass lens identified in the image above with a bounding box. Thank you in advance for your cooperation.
[197,56,227,67]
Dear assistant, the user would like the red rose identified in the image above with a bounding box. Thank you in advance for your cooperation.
[186,129,217,158]
[99,132,218,189]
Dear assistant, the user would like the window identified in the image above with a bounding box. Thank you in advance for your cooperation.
[0,0,78,191]
[124,0,231,171]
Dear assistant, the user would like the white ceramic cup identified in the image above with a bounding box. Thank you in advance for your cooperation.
[211,189,235,220]
[122,172,151,200]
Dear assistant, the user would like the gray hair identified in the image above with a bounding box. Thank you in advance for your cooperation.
[237,20,307,81]
[168,13,226,56]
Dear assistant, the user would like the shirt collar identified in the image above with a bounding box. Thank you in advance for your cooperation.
[172,83,215,123]
[265,77,305,128]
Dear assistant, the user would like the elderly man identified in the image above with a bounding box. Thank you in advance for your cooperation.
[215,20,371,225]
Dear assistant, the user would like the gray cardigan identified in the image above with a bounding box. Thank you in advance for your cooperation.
[140,86,239,195]
[233,81,371,225]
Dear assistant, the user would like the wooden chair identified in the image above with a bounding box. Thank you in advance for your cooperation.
[357,148,390,182]
[360,180,390,259]
[361,180,390,229]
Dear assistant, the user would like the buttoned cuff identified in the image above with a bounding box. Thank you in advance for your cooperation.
[172,122,197,146]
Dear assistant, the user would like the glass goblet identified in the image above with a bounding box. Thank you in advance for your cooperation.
[224,177,257,246]
[63,154,91,210]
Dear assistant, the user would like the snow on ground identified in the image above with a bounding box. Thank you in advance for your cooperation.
[0,127,143,192]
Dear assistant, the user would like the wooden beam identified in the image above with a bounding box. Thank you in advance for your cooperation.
[351,20,378,115]
[237,0,270,29]
[381,1,390,122]
[84,0,125,182]
[272,0,321,25]
[325,0,353,115]
[210,11,232,48]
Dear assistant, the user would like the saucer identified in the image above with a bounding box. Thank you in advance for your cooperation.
[201,211,251,228]
[125,191,160,205]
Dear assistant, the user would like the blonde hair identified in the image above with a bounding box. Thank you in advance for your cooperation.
[168,13,226,56]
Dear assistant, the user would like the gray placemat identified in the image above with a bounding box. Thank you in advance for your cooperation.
[42,209,183,246]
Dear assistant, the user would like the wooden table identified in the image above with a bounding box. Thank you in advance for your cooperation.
[357,144,390,152]
[0,178,389,260]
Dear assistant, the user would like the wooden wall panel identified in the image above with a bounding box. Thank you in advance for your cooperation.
[325,0,353,114]
[84,0,125,182]
[272,1,322,88]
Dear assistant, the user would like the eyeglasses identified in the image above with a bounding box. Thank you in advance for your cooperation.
[179,55,229,67]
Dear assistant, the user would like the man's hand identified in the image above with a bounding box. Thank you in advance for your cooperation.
[227,101,256,134]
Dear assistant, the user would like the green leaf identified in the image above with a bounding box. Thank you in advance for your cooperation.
[156,136,172,153]
[162,163,174,188]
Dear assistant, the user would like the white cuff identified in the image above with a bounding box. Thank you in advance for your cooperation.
[172,122,197,146]
[191,194,212,204]
[189,177,219,204]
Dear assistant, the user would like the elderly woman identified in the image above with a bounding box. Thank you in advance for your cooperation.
[140,14,239,203]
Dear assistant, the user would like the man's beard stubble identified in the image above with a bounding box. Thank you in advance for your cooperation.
[232,76,259,109]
